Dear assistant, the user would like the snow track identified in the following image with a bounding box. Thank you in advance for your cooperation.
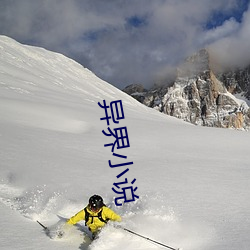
[0,180,64,221]
[0,178,185,249]
[0,181,209,250]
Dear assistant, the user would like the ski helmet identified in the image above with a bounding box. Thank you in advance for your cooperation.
[89,195,104,210]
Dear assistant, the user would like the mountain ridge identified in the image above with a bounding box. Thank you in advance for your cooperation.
[123,49,250,130]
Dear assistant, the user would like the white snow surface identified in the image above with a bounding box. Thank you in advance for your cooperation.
[0,36,250,250]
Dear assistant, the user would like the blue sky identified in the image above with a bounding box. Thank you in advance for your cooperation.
[205,0,249,28]
[0,0,249,89]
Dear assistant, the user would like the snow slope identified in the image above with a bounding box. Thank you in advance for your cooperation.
[0,36,250,250]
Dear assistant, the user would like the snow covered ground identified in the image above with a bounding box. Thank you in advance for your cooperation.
[0,36,250,250]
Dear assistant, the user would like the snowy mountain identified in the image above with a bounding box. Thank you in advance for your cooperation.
[124,49,250,130]
[0,36,250,250]
[217,65,250,100]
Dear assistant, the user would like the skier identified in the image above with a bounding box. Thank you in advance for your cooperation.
[66,194,122,239]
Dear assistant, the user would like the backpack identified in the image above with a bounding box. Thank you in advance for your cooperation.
[84,206,109,226]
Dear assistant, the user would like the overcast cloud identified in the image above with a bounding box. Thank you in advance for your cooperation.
[0,0,249,89]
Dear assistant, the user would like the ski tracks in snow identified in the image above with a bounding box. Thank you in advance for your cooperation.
[0,180,64,221]
[0,182,212,250]
[0,182,23,207]
[0,180,94,249]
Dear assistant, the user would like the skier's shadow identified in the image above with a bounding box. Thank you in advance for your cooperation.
[74,224,93,250]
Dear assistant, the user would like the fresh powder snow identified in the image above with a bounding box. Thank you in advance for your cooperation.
[0,36,250,250]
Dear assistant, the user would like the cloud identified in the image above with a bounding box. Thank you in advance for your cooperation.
[209,4,250,69]
[200,18,240,45]
[0,0,249,88]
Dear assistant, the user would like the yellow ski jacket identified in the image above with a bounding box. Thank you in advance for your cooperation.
[67,206,121,233]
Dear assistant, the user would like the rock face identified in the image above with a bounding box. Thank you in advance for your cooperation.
[123,49,250,130]
[217,66,250,100]
[123,84,147,103]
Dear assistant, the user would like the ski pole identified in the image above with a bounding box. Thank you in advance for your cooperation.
[122,227,180,250]
[37,220,48,231]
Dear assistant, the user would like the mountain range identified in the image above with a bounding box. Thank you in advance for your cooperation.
[123,49,250,130]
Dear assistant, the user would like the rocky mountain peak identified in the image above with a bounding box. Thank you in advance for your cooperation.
[123,49,250,130]
[177,48,210,78]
